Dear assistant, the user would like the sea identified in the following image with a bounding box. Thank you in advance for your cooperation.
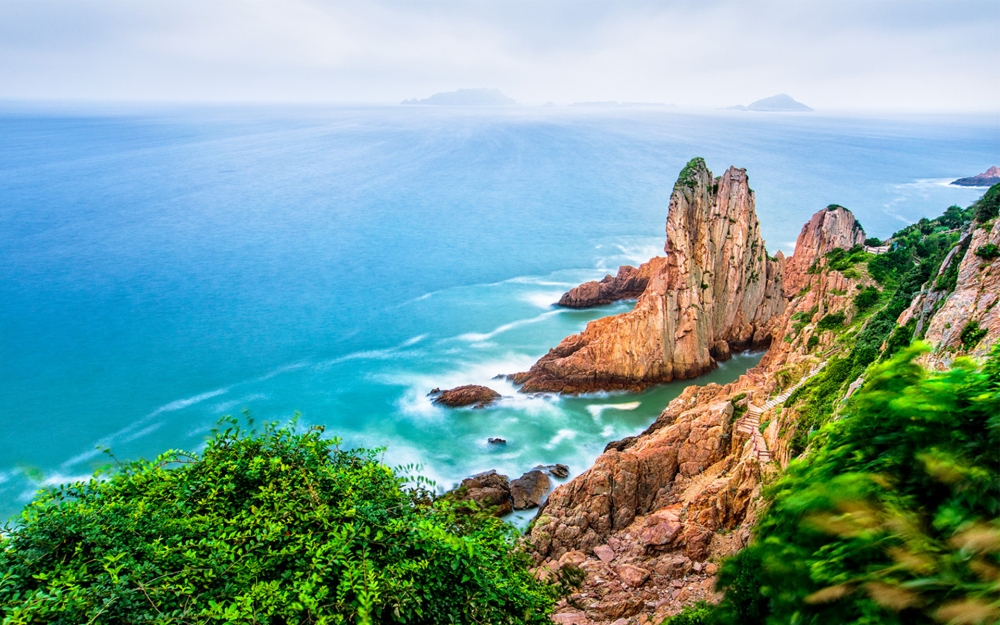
[1,104,996,524]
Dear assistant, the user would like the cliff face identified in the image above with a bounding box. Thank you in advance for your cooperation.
[530,205,871,624]
[557,260,663,308]
[919,218,1000,365]
[513,159,785,394]
[782,205,866,298]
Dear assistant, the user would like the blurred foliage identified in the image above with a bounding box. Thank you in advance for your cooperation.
[714,342,1000,625]
[0,419,557,624]
[975,244,999,261]
[972,184,1000,224]
[854,287,881,313]
[660,601,715,625]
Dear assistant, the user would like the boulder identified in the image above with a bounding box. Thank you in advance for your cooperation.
[457,470,512,516]
[510,470,551,509]
[433,385,501,408]
[593,544,615,563]
[615,564,650,587]
[533,463,570,478]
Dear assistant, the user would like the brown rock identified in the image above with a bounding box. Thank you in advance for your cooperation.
[534,463,571,478]
[510,470,551,509]
[593,544,616,563]
[638,510,682,547]
[615,564,650,587]
[558,261,661,308]
[783,205,866,298]
[551,612,589,625]
[456,470,512,516]
[513,159,786,394]
[433,385,501,408]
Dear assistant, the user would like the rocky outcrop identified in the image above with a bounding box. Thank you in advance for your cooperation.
[455,470,512,516]
[557,260,664,308]
[918,218,1000,366]
[513,159,786,394]
[511,470,552,510]
[783,205,866,298]
[952,166,1000,187]
[432,385,501,408]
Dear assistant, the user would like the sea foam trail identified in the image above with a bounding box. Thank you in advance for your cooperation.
[586,401,642,421]
[455,310,563,342]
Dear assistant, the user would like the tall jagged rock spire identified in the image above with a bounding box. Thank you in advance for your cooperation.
[512,158,785,394]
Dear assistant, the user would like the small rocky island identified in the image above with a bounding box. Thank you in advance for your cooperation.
[728,93,814,112]
[430,385,501,408]
[952,166,1000,187]
[401,88,516,106]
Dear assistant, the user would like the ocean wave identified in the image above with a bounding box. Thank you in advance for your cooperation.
[455,310,563,342]
[586,401,642,421]
[519,290,566,309]
[544,428,578,450]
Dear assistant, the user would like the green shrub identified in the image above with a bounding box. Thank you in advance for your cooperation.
[853,287,880,313]
[960,320,989,350]
[864,237,882,247]
[816,312,846,331]
[974,243,999,260]
[0,420,557,624]
[807,335,820,351]
[972,183,1000,223]
[716,343,1000,625]
[661,601,716,625]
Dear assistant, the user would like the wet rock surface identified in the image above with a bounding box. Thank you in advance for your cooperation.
[557,262,660,308]
[456,470,512,516]
[510,470,551,510]
[432,385,501,408]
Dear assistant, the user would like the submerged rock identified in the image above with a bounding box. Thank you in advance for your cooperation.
[487,437,506,445]
[510,470,551,509]
[457,470,512,516]
[533,463,570,478]
[432,385,501,408]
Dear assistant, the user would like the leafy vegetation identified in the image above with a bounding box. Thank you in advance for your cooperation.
[972,183,1000,223]
[660,601,715,625]
[677,157,709,191]
[975,244,999,260]
[825,245,870,273]
[0,419,558,624]
[853,287,880,313]
[816,312,846,331]
[961,321,989,350]
[713,342,1000,625]
[864,237,883,247]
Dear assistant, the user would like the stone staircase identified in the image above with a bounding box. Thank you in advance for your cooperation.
[734,361,827,464]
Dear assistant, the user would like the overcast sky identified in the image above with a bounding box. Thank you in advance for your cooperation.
[1,0,997,111]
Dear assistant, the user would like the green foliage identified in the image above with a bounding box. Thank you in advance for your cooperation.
[0,420,557,624]
[661,601,716,625]
[960,321,989,350]
[817,312,847,331]
[972,183,1000,223]
[975,243,999,260]
[825,245,870,273]
[882,318,916,360]
[807,335,820,351]
[677,157,708,190]
[715,343,1000,625]
[854,287,881,313]
[939,205,971,230]
[864,237,883,247]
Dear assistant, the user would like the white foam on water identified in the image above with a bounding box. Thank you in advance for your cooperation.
[455,310,563,342]
[544,428,578,450]
[120,422,163,444]
[585,401,642,421]
[613,241,662,266]
[315,335,427,370]
[520,290,565,309]
[601,425,616,437]
[211,393,268,414]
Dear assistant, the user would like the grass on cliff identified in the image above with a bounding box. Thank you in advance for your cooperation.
[0,418,558,624]
[705,342,1000,625]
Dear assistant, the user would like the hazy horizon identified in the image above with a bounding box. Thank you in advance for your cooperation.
[1,0,998,113]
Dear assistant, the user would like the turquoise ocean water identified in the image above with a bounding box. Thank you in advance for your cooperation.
[1,105,996,523]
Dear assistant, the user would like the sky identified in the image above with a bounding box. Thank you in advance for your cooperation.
[1,0,998,112]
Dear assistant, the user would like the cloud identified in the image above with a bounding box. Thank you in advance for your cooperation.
[0,0,996,111]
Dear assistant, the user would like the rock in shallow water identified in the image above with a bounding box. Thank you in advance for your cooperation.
[457,470,512,516]
[487,437,506,445]
[510,470,551,509]
[432,385,501,408]
[533,463,570,478]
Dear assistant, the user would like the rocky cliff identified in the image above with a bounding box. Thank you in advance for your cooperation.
[782,205,866,298]
[557,260,664,308]
[513,159,785,394]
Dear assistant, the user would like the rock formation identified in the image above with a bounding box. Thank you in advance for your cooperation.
[557,260,663,308]
[432,385,501,408]
[455,470,512,516]
[782,205,866,298]
[951,166,1000,187]
[513,158,785,394]
[510,470,552,510]
[530,203,876,624]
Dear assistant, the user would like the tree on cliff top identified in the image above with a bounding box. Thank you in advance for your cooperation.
[713,342,1000,625]
[0,419,557,624]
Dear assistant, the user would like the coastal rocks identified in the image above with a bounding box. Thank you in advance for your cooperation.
[783,205,866,298]
[512,159,786,394]
[952,166,1000,187]
[919,217,1000,365]
[431,385,501,408]
[557,260,664,308]
[487,437,506,445]
[510,470,552,509]
[456,470,512,516]
[534,463,570,478]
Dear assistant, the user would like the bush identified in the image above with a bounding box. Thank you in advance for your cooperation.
[807,334,820,351]
[661,601,716,625]
[853,287,880,313]
[0,420,558,624]
[716,343,1000,625]
[960,320,989,350]
[972,183,1000,223]
[974,243,999,260]
[864,237,882,247]
[816,312,846,331]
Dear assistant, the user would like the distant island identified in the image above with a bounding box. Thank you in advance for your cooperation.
[401,88,515,105]
[952,166,1000,187]
[728,93,814,112]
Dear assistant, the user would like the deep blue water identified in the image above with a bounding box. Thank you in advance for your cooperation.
[1,105,996,522]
